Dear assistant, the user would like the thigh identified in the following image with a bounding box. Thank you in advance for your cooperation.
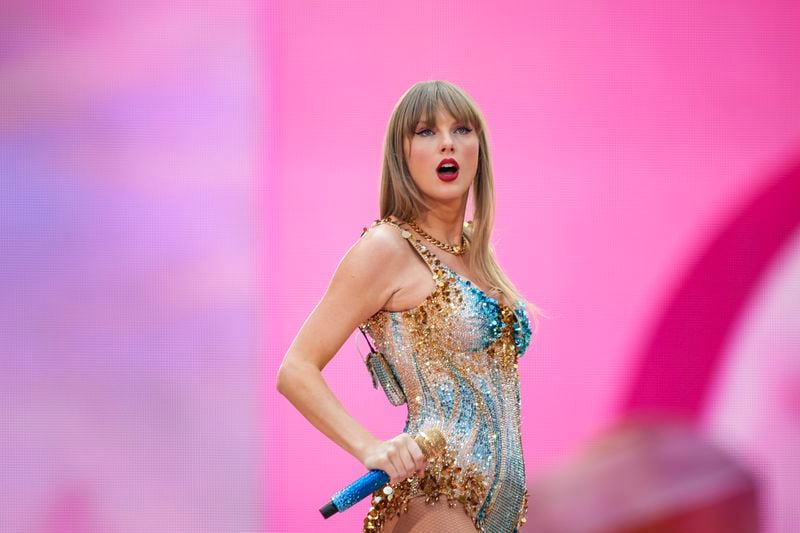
[382,496,477,533]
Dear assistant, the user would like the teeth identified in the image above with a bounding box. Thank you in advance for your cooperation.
[439,164,457,171]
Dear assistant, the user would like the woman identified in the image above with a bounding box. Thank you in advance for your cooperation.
[277,80,543,532]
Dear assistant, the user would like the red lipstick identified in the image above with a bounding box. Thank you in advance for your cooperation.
[436,158,459,182]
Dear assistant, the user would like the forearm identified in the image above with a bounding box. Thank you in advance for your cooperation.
[276,357,379,463]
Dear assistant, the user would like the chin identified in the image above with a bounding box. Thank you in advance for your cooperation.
[425,186,471,203]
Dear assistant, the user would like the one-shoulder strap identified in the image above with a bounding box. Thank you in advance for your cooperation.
[363,217,443,277]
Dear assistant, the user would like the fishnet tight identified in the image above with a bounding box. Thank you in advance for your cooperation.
[380,496,478,533]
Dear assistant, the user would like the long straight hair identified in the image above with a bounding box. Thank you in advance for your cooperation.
[379,80,545,329]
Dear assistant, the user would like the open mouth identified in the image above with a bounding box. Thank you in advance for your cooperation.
[436,159,460,181]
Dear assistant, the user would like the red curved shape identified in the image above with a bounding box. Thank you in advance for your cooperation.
[623,155,800,419]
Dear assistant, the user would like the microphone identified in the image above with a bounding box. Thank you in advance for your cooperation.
[319,428,447,519]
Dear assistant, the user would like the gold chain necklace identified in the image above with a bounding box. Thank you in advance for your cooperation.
[407,219,468,256]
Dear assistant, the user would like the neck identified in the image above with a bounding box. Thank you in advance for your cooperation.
[415,203,466,246]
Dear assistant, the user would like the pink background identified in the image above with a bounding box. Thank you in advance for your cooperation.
[266,1,800,532]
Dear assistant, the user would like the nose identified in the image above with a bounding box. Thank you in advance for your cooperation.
[440,131,455,152]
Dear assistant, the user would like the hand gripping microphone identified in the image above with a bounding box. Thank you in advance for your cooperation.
[319,428,446,519]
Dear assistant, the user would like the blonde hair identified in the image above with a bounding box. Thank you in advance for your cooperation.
[379,80,546,330]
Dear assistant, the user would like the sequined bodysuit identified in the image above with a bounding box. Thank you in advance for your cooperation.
[359,218,532,532]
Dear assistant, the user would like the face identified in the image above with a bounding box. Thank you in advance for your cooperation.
[403,107,479,205]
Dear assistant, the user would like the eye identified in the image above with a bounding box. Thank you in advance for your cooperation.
[415,128,433,136]
[456,126,473,134]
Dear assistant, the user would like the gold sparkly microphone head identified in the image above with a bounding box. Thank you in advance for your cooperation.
[414,427,447,459]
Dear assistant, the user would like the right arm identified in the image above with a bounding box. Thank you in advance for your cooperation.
[275,225,426,482]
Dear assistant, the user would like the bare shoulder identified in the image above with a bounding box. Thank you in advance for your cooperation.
[347,221,410,270]
[328,221,412,303]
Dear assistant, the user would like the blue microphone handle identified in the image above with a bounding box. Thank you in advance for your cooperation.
[331,469,389,512]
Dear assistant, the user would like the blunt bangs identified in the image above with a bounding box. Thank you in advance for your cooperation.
[400,81,482,138]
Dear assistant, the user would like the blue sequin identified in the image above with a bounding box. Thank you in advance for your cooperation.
[512,304,532,357]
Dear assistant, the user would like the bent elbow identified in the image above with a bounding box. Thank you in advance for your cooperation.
[275,362,292,395]
[276,356,320,396]
[276,358,310,396]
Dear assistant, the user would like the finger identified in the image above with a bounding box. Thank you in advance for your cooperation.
[401,434,422,472]
[407,438,426,470]
[398,445,417,477]
[386,449,405,483]
[389,436,411,480]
